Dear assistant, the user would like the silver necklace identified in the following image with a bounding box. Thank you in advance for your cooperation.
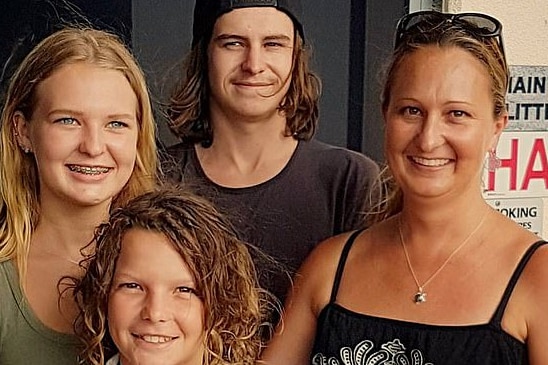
[398,212,488,304]
[33,247,82,266]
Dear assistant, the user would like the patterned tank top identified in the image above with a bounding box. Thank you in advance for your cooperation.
[311,229,546,365]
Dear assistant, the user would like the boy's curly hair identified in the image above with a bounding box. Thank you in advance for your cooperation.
[72,186,273,364]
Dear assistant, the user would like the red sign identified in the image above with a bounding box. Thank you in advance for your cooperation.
[484,132,548,198]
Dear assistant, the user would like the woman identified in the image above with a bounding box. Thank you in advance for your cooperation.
[73,187,272,365]
[0,27,158,364]
[261,11,547,365]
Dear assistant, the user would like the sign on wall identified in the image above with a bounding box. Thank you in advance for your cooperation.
[486,198,543,236]
[484,65,547,235]
[484,131,548,198]
[506,65,548,132]
[483,66,548,200]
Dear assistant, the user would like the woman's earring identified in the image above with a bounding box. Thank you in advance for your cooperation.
[488,149,501,172]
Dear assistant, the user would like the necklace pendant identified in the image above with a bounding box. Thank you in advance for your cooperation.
[414,290,427,304]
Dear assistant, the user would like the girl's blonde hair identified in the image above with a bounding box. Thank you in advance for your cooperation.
[0,27,158,279]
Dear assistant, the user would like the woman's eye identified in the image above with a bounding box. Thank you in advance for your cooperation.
[402,106,421,116]
[451,110,469,118]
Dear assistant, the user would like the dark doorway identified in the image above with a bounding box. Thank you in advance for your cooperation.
[0,0,131,96]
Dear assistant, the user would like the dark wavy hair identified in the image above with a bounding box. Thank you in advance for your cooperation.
[72,186,273,365]
[167,31,321,146]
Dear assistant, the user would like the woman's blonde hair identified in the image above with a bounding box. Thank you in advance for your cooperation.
[0,27,158,278]
[73,186,271,365]
[369,13,508,225]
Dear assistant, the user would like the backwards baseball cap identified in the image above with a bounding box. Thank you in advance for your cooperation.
[192,0,305,46]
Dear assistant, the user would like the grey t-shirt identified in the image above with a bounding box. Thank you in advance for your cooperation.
[163,139,379,302]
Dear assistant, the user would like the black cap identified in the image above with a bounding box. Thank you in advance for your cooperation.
[192,0,304,46]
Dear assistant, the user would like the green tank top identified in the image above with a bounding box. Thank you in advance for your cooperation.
[0,260,80,364]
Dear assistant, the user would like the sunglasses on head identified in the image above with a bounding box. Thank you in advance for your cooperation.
[394,11,505,57]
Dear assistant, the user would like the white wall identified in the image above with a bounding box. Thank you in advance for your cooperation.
[447,0,548,238]
[446,0,548,65]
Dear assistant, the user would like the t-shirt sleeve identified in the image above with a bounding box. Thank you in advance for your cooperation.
[342,152,381,231]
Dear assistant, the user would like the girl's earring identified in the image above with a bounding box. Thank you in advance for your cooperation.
[18,142,32,154]
[14,126,30,153]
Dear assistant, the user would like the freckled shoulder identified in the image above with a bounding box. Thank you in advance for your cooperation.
[514,240,548,363]
[289,230,367,315]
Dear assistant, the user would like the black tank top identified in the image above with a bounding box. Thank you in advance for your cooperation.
[311,229,546,365]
